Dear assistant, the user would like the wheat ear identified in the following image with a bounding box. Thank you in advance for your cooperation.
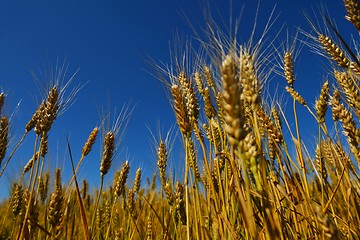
[344,0,360,32]
[222,55,246,147]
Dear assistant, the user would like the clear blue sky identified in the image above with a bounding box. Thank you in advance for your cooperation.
[0,0,354,197]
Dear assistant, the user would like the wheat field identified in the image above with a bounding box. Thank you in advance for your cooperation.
[0,0,360,239]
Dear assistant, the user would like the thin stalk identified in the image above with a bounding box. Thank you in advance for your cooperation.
[0,133,27,177]
[17,134,39,240]
[65,154,87,196]
[104,192,119,240]
[205,121,221,220]
[322,166,346,214]
[35,155,46,205]
[318,125,325,208]
[292,99,310,198]
[90,175,104,239]
[67,138,90,240]
[184,137,190,240]
[230,147,256,238]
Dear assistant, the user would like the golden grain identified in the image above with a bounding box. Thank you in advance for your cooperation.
[163,181,174,205]
[0,93,4,116]
[174,181,186,225]
[204,87,217,119]
[318,34,350,68]
[171,85,192,137]
[344,0,360,31]
[240,51,260,109]
[157,141,168,188]
[114,161,130,198]
[204,66,215,89]
[187,138,201,180]
[11,183,23,218]
[285,86,306,105]
[100,131,115,176]
[222,55,246,147]
[48,168,64,235]
[146,214,153,240]
[334,70,360,116]
[315,81,330,123]
[82,127,99,157]
[133,167,141,193]
[315,144,328,182]
[194,71,205,95]
[39,172,49,204]
[284,51,295,87]
[0,116,8,163]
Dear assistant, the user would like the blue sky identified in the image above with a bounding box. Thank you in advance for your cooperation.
[0,0,354,197]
